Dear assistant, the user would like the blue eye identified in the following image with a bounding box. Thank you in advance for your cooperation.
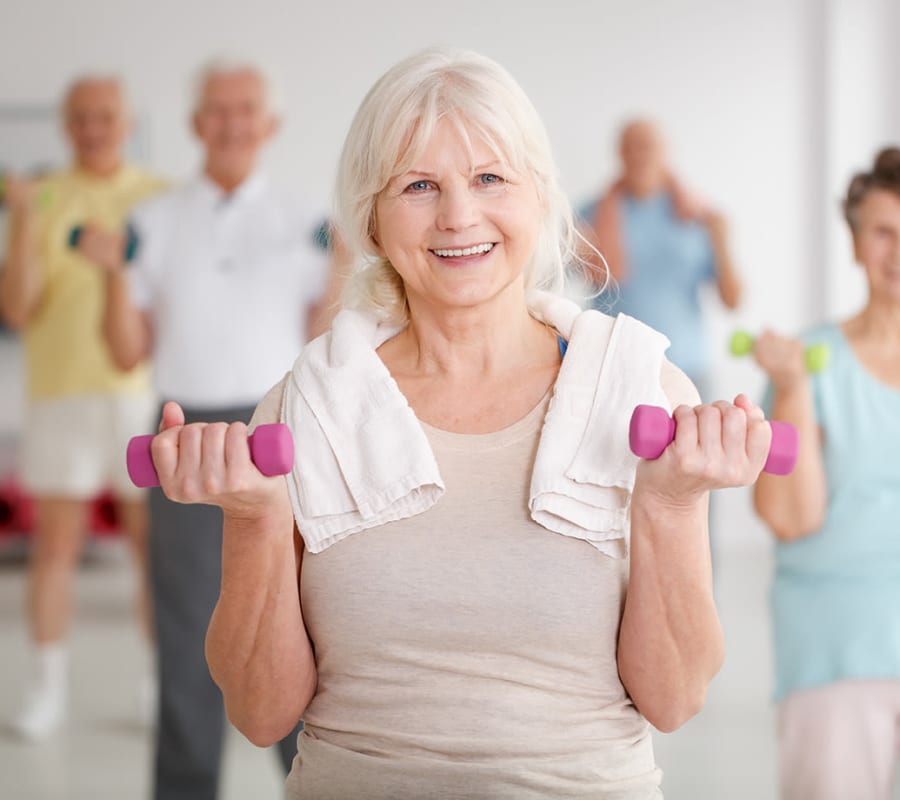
[479,173,503,185]
[406,180,432,192]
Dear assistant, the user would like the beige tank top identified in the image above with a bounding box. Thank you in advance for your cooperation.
[283,389,663,800]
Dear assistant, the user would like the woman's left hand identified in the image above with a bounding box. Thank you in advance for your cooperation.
[634,394,772,509]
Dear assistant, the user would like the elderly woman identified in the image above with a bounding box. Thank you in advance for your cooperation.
[150,49,771,798]
[753,147,900,800]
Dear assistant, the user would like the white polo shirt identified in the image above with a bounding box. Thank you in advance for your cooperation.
[128,172,328,408]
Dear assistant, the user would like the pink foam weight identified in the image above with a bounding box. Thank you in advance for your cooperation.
[126,424,295,488]
[629,404,798,476]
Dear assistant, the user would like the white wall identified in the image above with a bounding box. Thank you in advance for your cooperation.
[1,4,824,344]
[1,0,893,544]
[824,0,900,318]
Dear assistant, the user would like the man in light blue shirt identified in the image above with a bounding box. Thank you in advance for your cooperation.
[579,120,742,397]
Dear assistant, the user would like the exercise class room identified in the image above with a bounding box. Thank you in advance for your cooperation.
[1,1,899,798]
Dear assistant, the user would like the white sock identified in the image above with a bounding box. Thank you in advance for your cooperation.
[33,642,68,691]
[12,642,69,741]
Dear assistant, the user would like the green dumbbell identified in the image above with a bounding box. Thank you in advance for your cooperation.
[68,223,140,263]
[729,330,830,373]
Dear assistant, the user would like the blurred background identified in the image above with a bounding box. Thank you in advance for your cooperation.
[1,0,899,797]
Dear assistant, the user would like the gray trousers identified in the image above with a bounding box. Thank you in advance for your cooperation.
[149,404,302,800]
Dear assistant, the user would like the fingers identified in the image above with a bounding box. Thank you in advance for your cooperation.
[159,401,185,432]
[152,418,262,505]
[76,224,126,271]
[753,331,807,389]
[665,399,769,490]
[733,393,764,420]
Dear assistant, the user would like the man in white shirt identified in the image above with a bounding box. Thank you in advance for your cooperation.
[81,59,329,800]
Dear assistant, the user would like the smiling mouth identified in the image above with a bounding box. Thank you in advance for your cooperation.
[431,242,496,258]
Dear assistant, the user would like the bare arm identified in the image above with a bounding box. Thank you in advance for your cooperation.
[75,224,153,369]
[618,365,770,731]
[706,211,742,310]
[0,178,43,329]
[752,331,827,540]
[151,400,316,746]
[207,508,316,745]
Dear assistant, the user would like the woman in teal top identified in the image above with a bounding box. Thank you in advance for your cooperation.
[753,147,900,800]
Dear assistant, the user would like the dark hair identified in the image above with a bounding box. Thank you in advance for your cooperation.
[843,147,900,231]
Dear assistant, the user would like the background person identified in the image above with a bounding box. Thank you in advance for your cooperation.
[579,119,742,399]
[81,59,330,799]
[753,146,900,800]
[0,75,166,741]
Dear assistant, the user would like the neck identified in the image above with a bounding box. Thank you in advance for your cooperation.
[852,296,900,344]
[399,284,551,379]
[75,159,123,178]
[622,174,666,199]
[204,164,253,194]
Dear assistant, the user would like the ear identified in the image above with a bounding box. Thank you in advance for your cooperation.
[369,210,385,257]
[191,111,203,141]
[264,114,280,141]
[851,232,863,265]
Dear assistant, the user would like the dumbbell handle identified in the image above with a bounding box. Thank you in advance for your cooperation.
[126,423,295,488]
[629,405,799,476]
[730,330,829,373]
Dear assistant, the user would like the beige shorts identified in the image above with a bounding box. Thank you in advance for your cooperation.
[21,392,158,499]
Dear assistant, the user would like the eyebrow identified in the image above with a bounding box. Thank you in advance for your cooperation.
[400,161,503,180]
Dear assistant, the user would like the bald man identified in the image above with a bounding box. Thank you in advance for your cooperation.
[0,76,167,740]
[580,119,742,398]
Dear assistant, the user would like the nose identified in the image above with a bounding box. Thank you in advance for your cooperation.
[436,183,478,231]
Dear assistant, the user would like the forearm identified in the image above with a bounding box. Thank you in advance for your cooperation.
[0,211,41,328]
[706,213,741,309]
[102,270,152,369]
[618,491,723,733]
[753,382,826,540]
[206,509,316,746]
[714,257,742,309]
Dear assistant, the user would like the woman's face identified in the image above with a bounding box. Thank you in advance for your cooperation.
[373,119,543,315]
[853,189,900,303]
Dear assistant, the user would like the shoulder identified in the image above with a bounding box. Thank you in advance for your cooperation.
[128,165,172,195]
[129,182,191,229]
[249,374,290,430]
[269,185,329,243]
[661,359,701,409]
[800,320,839,345]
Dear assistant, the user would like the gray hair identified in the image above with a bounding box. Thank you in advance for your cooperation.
[334,47,584,324]
[191,57,281,116]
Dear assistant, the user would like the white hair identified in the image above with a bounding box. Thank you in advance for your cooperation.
[335,47,587,324]
[191,56,281,116]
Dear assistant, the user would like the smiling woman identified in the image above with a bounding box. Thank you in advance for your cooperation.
[752,147,900,799]
[145,47,777,799]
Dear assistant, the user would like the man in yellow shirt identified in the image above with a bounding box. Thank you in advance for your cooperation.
[0,75,166,740]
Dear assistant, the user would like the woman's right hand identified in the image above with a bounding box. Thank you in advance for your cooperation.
[752,329,808,391]
[151,401,289,521]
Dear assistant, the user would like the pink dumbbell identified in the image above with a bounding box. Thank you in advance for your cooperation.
[629,405,799,476]
[126,424,295,488]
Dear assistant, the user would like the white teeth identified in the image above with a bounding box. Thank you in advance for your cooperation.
[433,243,494,258]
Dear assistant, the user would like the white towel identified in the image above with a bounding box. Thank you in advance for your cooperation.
[283,290,669,556]
[528,296,670,557]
